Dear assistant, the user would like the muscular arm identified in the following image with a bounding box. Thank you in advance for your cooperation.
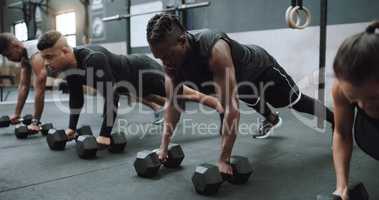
[331,81,355,194]
[181,85,223,113]
[161,75,183,151]
[31,54,47,121]
[14,60,32,117]
[209,40,240,163]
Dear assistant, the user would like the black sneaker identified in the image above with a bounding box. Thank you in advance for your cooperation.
[252,112,282,139]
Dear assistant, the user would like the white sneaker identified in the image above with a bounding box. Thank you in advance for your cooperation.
[253,113,282,139]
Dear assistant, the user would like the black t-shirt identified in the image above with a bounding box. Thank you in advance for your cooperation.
[65,45,162,136]
[169,29,276,94]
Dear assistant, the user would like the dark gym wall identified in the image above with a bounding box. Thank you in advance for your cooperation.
[185,0,379,32]
[1,0,379,46]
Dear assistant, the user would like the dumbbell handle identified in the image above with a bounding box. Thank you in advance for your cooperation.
[12,116,33,124]
[152,149,165,164]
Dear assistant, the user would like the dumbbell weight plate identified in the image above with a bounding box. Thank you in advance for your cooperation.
[134,150,161,178]
[0,116,10,127]
[14,125,29,139]
[192,163,223,195]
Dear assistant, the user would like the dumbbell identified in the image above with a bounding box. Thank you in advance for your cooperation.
[78,131,127,158]
[0,114,33,128]
[0,116,11,127]
[6,114,53,139]
[317,182,369,200]
[15,122,54,139]
[46,125,96,152]
[107,132,127,153]
[134,144,185,178]
[192,156,254,195]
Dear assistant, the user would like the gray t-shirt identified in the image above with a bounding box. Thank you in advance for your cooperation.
[23,40,39,60]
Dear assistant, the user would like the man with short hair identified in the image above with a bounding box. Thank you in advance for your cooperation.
[0,33,46,132]
[37,30,222,146]
[146,14,334,175]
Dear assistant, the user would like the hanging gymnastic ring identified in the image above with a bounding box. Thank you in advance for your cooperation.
[288,6,311,29]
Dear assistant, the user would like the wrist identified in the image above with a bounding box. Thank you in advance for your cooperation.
[219,154,230,163]
[161,135,171,149]
[218,159,230,164]
[336,184,348,191]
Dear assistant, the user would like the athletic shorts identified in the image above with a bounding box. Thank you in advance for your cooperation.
[238,62,301,108]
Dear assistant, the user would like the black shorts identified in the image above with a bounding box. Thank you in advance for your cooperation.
[238,63,301,108]
[354,109,379,161]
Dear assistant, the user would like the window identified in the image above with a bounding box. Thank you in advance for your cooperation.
[131,1,163,48]
[14,22,28,41]
[56,12,76,47]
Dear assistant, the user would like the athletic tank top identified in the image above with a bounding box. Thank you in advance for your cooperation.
[172,29,274,94]
[354,106,379,160]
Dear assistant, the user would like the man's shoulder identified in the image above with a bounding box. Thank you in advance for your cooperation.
[192,29,226,42]
[191,29,228,58]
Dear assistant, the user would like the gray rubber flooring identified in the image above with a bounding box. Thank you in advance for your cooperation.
[0,98,377,200]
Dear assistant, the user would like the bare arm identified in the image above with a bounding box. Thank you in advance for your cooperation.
[209,40,240,165]
[331,81,355,196]
[14,60,32,119]
[181,85,224,113]
[160,75,183,154]
[31,54,47,121]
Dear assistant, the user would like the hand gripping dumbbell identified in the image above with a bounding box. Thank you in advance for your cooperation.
[192,156,254,195]
[46,126,98,159]
[133,144,185,178]
[15,122,54,139]
[47,126,127,158]
[78,131,127,158]
[0,114,32,128]
[317,182,369,200]
[0,115,53,139]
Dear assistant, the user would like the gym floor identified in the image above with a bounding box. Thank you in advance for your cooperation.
[0,94,378,200]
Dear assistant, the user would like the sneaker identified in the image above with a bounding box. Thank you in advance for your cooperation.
[252,112,282,139]
[152,108,164,125]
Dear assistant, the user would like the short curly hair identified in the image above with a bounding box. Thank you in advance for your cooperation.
[146,13,186,44]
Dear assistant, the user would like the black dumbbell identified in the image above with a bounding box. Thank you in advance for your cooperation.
[0,114,33,128]
[41,123,54,136]
[0,114,43,139]
[15,122,54,139]
[317,182,369,200]
[192,156,254,195]
[46,125,95,151]
[79,131,127,157]
[134,143,185,178]
[76,135,98,159]
[108,132,127,153]
[0,116,11,127]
